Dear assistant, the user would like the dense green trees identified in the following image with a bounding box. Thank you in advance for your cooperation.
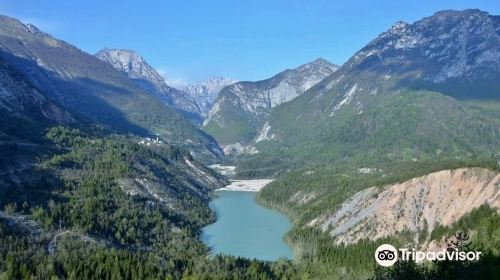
[256,159,500,279]
[237,91,500,177]
[1,126,499,279]
[0,127,295,279]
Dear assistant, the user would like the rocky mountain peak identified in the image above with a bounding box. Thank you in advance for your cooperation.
[344,9,499,90]
[203,58,339,146]
[24,23,46,36]
[295,58,339,74]
[183,77,237,118]
[95,48,201,116]
[387,21,409,34]
[0,15,26,32]
[313,57,338,67]
[0,15,54,41]
[95,48,165,85]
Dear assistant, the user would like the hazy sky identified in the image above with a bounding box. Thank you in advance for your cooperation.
[1,0,499,85]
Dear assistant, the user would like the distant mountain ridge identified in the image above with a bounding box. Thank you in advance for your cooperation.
[95,48,201,117]
[236,9,500,176]
[0,15,223,163]
[329,9,500,101]
[182,77,238,117]
[203,58,339,151]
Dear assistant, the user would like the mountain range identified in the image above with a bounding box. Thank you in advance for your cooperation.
[182,77,238,118]
[203,58,339,153]
[0,15,223,163]
[235,9,500,176]
[95,48,202,119]
[0,8,499,279]
[95,49,239,124]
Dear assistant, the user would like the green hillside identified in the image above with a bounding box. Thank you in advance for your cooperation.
[237,91,500,177]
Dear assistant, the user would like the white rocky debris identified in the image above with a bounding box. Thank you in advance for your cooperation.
[208,164,236,176]
[217,179,274,192]
[184,158,218,184]
[330,83,358,116]
[118,177,169,205]
[255,122,275,143]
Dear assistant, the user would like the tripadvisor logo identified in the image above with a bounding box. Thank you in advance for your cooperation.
[375,244,481,267]
[375,244,398,267]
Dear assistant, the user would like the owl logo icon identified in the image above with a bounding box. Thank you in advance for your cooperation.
[375,244,398,266]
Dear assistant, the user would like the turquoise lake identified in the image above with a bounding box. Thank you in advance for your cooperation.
[201,191,293,261]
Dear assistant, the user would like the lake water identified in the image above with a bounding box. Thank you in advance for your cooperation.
[201,191,293,261]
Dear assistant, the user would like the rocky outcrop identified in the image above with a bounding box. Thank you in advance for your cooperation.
[309,168,500,245]
[203,58,338,147]
[241,9,500,176]
[182,77,237,117]
[95,48,200,116]
[0,15,224,163]
[0,56,72,125]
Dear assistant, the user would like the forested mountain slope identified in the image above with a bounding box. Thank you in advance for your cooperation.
[237,9,500,177]
[203,58,338,153]
[0,15,222,163]
[95,48,202,123]
[1,9,499,280]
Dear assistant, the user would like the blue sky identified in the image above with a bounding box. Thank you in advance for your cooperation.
[1,0,498,85]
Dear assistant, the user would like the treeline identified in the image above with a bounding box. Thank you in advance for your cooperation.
[237,91,500,178]
[255,158,500,279]
[258,158,499,223]
[1,126,499,279]
[0,126,299,279]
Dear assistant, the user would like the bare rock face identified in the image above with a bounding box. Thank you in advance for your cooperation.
[0,15,224,163]
[116,156,224,210]
[203,58,339,146]
[95,48,201,116]
[241,9,500,176]
[0,57,72,125]
[182,77,237,118]
[309,168,499,245]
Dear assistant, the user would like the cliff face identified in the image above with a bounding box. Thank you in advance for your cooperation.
[182,77,238,118]
[203,58,338,147]
[95,48,201,116]
[309,168,499,245]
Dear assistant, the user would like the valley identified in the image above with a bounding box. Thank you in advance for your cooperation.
[0,6,499,280]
